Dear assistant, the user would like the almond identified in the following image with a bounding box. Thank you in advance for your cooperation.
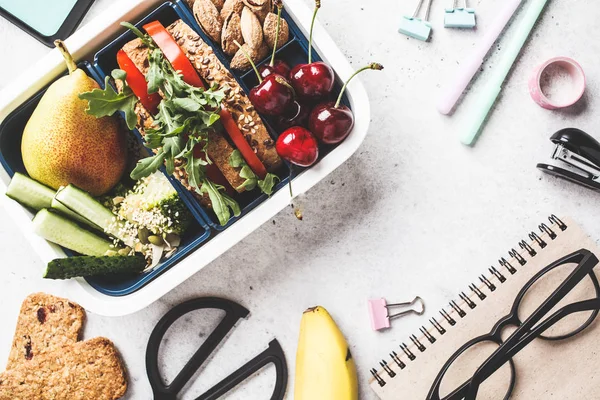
[231,43,259,70]
[208,0,225,10]
[240,7,263,49]
[257,40,269,60]
[263,12,289,49]
[220,0,244,20]
[222,13,244,56]
[193,0,223,43]
[243,0,271,22]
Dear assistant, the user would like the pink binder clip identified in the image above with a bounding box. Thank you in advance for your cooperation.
[368,296,425,331]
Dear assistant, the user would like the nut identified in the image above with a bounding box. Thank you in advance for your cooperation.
[257,40,269,60]
[220,0,244,20]
[263,12,289,49]
[193,0,223,43]
[222,12,244,56]
[208,0,225,10]
[231,43,259,70]
[242,0,271,22]
[241,7,264,49]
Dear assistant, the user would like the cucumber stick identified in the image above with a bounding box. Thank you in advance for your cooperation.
[44,255,147,280]
[6,172,55,211]
[32,209,113,257]
[54,184,132,246]
[51,188,101,231]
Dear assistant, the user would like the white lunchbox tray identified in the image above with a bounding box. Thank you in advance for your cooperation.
[0,0,370,316]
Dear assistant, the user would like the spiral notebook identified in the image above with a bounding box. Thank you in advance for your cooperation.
[369,215,600,399]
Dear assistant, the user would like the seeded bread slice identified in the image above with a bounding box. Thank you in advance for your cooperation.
[166,20,282,171]
[6,293,85,370]
[121,39,246,197]
[0,337,127,400]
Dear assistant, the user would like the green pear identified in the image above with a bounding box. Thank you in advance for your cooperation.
[21,40,127,196]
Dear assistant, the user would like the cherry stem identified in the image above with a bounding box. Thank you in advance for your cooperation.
[334,62,384,108]
[234,40,262,83]
[54,40,77,74]
[288,166,294,198]
[270,4,283,67]
[308,0,321,64]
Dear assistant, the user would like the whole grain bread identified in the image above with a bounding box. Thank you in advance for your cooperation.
[167,20,281,171]
[6,293,85,370]
[0,337,127,400]
[120,38,247,198]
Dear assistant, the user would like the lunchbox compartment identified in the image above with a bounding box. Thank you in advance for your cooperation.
[0,61,211,296]
[93,1,293,231]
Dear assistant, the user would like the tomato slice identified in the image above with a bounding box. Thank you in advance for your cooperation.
[220,109,268,179]
[143,21,205,88]
[144,20,268,179]
[116,50,161,114]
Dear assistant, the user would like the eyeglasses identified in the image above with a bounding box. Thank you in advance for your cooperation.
[427,249,600,400]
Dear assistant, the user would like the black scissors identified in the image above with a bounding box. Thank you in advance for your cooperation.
[146,297,288,400]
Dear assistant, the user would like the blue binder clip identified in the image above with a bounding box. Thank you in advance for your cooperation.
[444,0,476,29]
[399,0,434,42]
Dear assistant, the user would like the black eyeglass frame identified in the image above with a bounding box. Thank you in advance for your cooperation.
[427,249,600,400]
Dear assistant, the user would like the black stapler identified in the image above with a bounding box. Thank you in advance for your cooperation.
[537,128,600,192]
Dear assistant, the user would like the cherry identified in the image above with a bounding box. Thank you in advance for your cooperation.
[235,40,294,116]
[276,126,319,167]
[309,63,383,144]
[259,59,291,80]
[289,1,335,100]
[274,100,310,130]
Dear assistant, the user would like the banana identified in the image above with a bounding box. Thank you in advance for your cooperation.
[294,306,358,400]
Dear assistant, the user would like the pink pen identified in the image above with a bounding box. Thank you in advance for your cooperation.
[437,0,523,115]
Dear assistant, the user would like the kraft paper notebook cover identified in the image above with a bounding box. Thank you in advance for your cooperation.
[369,215,600,399]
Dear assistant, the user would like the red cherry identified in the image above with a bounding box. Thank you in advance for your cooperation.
[289,62,334,100]
[274,101,310,130]
[259,59,291,80]
[309,102,354,144]
[309,62,384,144]
[249,74,294,116]
[276,126,319,167]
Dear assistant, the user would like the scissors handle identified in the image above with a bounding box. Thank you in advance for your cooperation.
[147,297,250,399]
[196,340,288,400]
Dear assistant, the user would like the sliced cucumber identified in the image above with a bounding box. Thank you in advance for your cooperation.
[51,188,100,231]
[6,172,55,211]
[54,184,132,246]
[32,209,113,257]
[44,255,147,280]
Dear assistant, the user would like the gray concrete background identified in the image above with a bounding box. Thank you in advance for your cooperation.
[1,0,599,398]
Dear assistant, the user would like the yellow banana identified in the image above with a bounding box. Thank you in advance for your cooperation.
[294,306,358,400]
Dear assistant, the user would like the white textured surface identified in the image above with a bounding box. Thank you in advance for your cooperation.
[1,0,600,399]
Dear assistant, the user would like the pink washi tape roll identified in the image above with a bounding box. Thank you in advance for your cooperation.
[529,57,586,110]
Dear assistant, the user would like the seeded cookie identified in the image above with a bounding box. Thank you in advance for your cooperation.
[6,293,85,370]
[0,337,127,400]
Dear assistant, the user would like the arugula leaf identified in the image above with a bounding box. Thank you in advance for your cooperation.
[258,173,280,196]
[229,150,279,195]
[201,180,241,225]
[146,49,165,94]
[172,97,201,112]
[79,76,138,130]
[229,149,246,168]
[121,22,155,48]
[130,150,166,180]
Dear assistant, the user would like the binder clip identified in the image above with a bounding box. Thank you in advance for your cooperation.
[444,0,476,29]
[399,0,434,42]
[368,296,426,331]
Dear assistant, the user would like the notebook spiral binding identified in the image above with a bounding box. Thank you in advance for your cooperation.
[370,214,568,387]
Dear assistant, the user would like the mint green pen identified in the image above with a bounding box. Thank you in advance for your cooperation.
[461,0,551,146]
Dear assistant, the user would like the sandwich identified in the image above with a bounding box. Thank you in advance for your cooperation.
[84,19,282,225]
